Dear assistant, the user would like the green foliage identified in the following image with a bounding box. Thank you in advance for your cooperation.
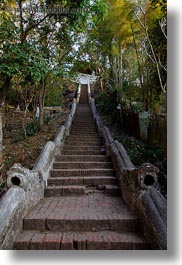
[96,89,117,115]
[0,43,50,85]
[122,135,164,168]
[45,87,64,107]
[13,132,25,143]
[6,87,19,105]
[96,88,122,128]
[142,143,164,164]
[150,0,167,16]
[4,157,18,168]
[45,74,65,106]
[25,119,40,137]
[121,100,144,114]
[122,135,167,195]
[0,0,93,107]
[121,136,142,165]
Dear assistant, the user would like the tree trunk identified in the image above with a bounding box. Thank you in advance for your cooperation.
[0,76,12,106]
[117,44,123,97]
[39,78,46,128]
[0,113,3,165]
[39,90,45,128]
[22,104,29,138]
[131,24,145,96]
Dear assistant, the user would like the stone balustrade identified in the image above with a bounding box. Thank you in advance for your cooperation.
[0,84,81,249]
[87,82,167,250]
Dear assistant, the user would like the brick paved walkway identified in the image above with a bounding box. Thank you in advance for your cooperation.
[13,85,149,250]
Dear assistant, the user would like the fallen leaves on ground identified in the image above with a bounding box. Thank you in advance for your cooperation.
[0,109,69,198]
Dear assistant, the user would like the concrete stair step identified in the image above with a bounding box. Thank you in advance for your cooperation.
[48,176,117,186]
[75,110,91,112]
[44,186,85,197]
[69,133,99,137]
[71,129,97,132]
[72,119,94,121]
[73,123,94,125]
[62,150,105,155]
[51,168,116,177]
[68,136,101,140]
[85,185,121,197]
[23,213,139,232]
[55,155,111,162]
[72,123,95,126]
[97,185,121,196]
[72,117,92,119]
[73,125,94,126]
[71,127,96,130]
[53,161,113,169]
[13,231,150,250]
[65,140,102,146]
[70,132,98,136]
[68,137,100,141]
[73,122,94,124]
[71,125,96,128]
[71,128,96,131]
[63,145,102,151]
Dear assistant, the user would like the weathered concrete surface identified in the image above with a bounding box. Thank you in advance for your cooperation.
[54,125,66,153]
[149,185,167,222]
[137,163,159,190]
[100,126,113,156]
[64,114,73,136]
[7,163,44,205]
[116,165,166,249]
[139,188,167,250]
[90,100,97,119]
[0,187,26,249]
[33,141,56,186]
[0,165,44,249]
[76,84,81,103]
[7,164,41,191]
[70,101,77,118]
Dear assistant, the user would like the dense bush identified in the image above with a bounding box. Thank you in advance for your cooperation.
[122,136,167,196]
[95,89,122,128]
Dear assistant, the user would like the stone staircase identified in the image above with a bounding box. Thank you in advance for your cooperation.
[13,85,150,250]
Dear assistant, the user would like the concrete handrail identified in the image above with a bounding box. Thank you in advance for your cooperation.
[101,126,114,151]
[2,165,44,249]
[88,82,91,103]
[0,83,80,249]
[70,101,77,118]
[0,187,25,249]
[87,83,167,250]
[77,84,81,103]
[33,141,56,186]
[54,125,66,147]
